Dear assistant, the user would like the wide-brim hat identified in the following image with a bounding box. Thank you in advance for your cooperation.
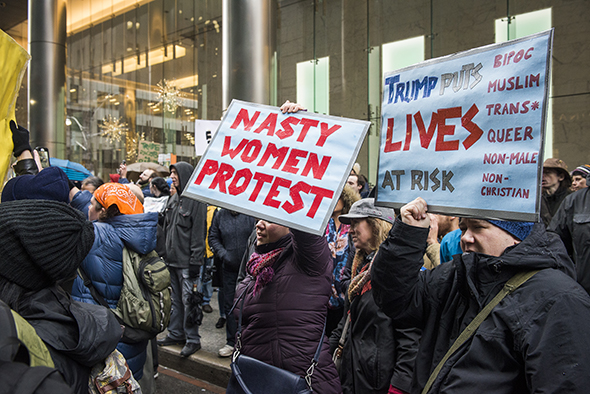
[339,198,395,224]
[543,158,572,184]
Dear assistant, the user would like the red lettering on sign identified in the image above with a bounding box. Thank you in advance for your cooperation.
[282,149,308,175]
[263,177,292,208]
[384,118,402,152]
[195,159,218,185]
[436,107,461,151]
[253,113,278,136]
[230,108,260,131]
[257,143,289,169]
[209,162,235,193]
[297,118,320,143]
[221,136,249,159]
[282,181,312,214]
[240,139,263,163]
[249,172,274,202]
[307,186,334,218]
[301,153,331,180]
[276,117,301,139]
[228,168,253,195]
[461,104,483,150]
[317,123,341,147]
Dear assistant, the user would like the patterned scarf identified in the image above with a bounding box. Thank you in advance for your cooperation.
[246,247,284,295]
[347,251,376,302]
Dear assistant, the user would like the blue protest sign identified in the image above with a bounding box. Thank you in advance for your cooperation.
[376,30,553,222]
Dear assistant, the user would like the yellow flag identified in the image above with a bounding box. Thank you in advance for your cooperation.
[0,29,31,192]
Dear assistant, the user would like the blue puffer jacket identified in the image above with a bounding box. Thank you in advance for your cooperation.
[71,212,158,379]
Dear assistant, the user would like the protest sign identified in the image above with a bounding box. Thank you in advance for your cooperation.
[0,29,30,190]
[195,119,220,156]
[137,140,160,163]
[183,100,370,235]
[376,30,553,222]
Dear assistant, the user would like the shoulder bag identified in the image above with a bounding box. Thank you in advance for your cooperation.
[226,285,326,394]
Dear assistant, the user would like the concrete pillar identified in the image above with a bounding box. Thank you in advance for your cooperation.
[222,0,277,109]
[28,0,67,158]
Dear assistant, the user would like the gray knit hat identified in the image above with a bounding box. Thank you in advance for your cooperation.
[0,200,95,290]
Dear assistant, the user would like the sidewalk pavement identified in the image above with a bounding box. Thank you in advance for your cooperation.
[157,289,232,388]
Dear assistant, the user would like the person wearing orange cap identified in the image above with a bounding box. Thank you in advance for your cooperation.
[71,183,158,381]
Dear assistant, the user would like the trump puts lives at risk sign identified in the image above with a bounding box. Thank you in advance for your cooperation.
[183,100,370,235]
[376,30,553,222]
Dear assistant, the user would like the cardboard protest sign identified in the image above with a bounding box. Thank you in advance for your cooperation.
[137,140,160,163]
[183,100,370,235]
[376,30,553,222]
[195,120,220,156]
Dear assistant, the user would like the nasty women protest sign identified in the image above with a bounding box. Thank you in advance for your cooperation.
[184,100,370,234]
[376,30,553,222]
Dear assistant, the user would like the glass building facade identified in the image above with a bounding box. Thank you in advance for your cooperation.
[6,0,590,185]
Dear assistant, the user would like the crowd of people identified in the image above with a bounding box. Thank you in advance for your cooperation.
[3,100,590,394]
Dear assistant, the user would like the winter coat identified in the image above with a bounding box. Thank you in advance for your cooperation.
[70,189,93,218]
[549,187,590,294]
[163,162,207,269]
[71,211,158,379]
[541,186,571,226]
[208,209,256,272]
[234,230,342,394]
[16,286,122,394]
[372,219,590,394]
[329,252,420,394]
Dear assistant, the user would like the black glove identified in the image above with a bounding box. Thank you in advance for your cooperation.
[188,264,200,279]
[10,120,32,157]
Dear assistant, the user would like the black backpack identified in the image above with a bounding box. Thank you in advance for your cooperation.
[0,301,73,394]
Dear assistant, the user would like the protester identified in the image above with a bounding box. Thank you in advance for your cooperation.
[372,197,590,393]
[549,169,590,295]
[329,198,419,394]
[426,214,462,266]
[157,162,207,358]
[71,183,158,380]
[324,184,359,336]
[80,176,104,193]
[570,164,590,192]
[208,208,256,358]
[0,200,122,394]
[143,176,170,213]
[118,161,161,198]
[233,219,341,392]
[541,158,572,226]
[202,205,218,318]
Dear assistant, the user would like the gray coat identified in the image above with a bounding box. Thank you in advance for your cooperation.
[163,162,207,268]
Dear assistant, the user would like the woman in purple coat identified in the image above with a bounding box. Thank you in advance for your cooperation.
[233,220,342,393]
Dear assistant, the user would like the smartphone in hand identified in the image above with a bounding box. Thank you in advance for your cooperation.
[35,147,50,168]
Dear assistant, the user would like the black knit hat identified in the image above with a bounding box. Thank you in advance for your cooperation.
[0,200,95,290]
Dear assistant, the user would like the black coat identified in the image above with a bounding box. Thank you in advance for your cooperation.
[372,220,590,394]
[208,209,256,272]
[15,286,122,394]
[549,187,590,294]
[329,254,420,394]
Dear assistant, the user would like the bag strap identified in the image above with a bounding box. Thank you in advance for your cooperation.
[333,313,351,361]
[421,269,540,394]
[78,267,111,309]
[231,281,327,390]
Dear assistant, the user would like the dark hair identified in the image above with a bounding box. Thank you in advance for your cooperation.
[151,177,170,195]
[94,200,123,221]
[82,176,105,189]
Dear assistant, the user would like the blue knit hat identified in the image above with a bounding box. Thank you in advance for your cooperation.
[487,220,534,241]
[1,167,70,203]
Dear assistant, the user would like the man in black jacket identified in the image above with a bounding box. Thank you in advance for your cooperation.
[157,161,207,357]
[549,170,590,295]
[372,197,590,394]
[208,208,256,358]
